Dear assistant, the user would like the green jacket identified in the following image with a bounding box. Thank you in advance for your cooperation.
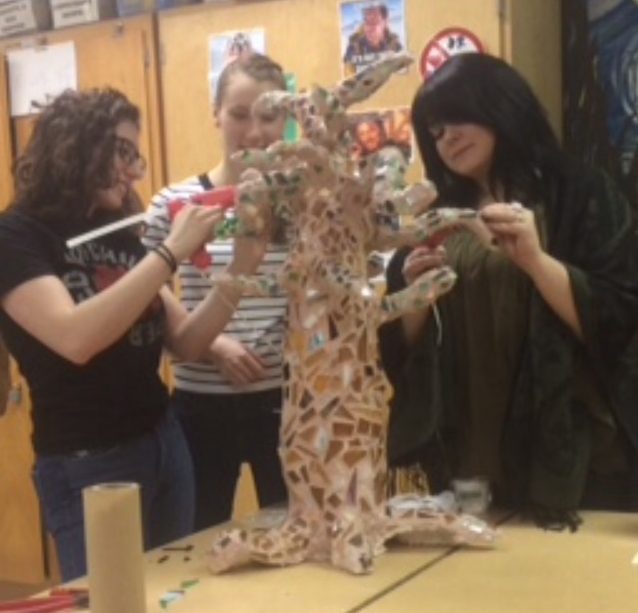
[380,167,638,515]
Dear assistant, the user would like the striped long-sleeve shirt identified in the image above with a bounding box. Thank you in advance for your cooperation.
[142,175,287,394]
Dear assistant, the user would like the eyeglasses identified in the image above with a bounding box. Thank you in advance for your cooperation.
[114,136,146,172]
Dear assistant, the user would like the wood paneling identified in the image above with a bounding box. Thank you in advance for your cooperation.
[0,365,43,583]
[0,54,12,208]
[503,0,562,138]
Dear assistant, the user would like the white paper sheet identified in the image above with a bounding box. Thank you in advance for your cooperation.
[7,41,77,117]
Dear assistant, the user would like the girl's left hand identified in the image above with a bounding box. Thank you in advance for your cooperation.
[229,234,268,274]
[480,202,543,274]
[230,195,273,274]
[402,245,446,285]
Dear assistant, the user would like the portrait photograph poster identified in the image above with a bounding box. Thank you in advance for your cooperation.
[340,0,407,77]
[349,107,413,163]
[208,28,266,104]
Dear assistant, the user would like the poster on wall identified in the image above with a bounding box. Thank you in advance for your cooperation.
[349,107,413,162]
[208,29,266,105]
[7,42,77,117]
[340,0,406,77]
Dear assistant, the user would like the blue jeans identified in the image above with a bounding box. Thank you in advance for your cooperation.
[33,410,195,582]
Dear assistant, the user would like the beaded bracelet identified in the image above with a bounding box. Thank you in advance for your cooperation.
[153,243,178,273]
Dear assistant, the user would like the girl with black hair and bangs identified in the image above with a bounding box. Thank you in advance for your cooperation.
[411,53,565,210]
[380,53,638,530]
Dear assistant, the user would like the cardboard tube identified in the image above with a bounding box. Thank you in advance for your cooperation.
[83,482,146,613]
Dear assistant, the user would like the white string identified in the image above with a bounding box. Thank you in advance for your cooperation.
[432,303,443,346]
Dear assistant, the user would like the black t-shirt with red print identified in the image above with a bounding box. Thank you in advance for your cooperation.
[0,211,168,455]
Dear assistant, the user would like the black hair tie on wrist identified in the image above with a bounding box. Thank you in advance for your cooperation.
[153,243,178,273]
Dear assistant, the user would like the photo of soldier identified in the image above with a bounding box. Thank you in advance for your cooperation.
[341,0,406,76]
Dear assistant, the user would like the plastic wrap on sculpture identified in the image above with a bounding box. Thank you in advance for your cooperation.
[206,53,497,575]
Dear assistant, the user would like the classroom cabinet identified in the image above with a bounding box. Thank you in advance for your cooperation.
[0,0,560,585]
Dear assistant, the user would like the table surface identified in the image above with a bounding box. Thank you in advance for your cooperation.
[133,516,456,613]
[57,510,637,613]
[362,511,638,613]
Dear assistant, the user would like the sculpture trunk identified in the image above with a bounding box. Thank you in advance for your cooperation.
[206,53,497,575]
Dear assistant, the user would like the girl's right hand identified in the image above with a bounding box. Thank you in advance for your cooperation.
[402,245,446,285]
[210,335,265,386]
[163,203,223,261]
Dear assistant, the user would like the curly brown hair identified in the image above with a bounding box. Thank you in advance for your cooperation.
[12,88,142,228]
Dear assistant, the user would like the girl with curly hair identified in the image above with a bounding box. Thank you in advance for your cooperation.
[0,87,265,580]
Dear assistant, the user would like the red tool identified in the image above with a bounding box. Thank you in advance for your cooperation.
[188,186,236,209]
[168,186,236,218]
[0,588,88,612]
[167,186,237,269]
[424,226,456,249]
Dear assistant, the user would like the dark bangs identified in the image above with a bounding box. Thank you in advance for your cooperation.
[414,65,494,131]
[412,54,564,207]
[411,59,493,206]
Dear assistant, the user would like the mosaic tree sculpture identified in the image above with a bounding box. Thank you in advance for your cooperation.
[207,53,496,575]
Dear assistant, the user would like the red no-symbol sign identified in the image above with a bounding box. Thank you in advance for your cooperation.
[420,27,485,79]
